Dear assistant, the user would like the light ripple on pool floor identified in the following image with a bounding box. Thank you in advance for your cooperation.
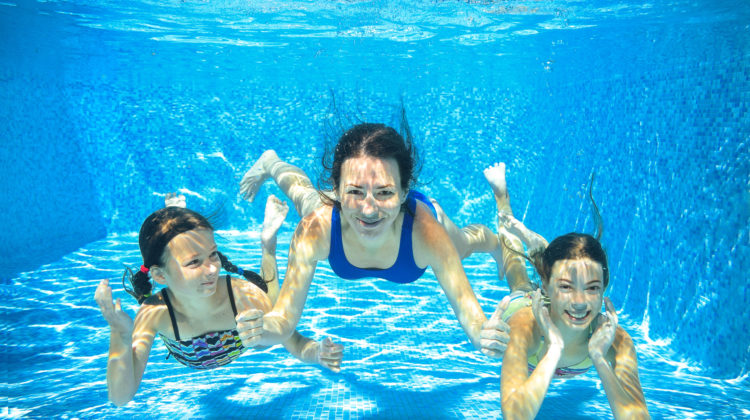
[5,231,750,418]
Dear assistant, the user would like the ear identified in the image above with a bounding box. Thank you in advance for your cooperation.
[400,188,410,205]
[150,265,167,285]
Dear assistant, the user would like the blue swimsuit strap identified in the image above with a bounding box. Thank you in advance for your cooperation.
[329,190,433,283]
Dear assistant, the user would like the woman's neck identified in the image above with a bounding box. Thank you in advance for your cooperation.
[341,212,405,267]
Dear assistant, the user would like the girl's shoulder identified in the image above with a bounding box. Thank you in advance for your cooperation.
[134,291,171,335]
[507,306,543,352]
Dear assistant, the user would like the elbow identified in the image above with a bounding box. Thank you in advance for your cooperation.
[501,390,536,420]
[107,382,136,407]
[261,313,295,345]
[109,393,134,407]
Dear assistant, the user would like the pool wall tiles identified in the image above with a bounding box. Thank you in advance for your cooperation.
[3,10,749,381]
[0,37,107,279]
[522,37,749,378]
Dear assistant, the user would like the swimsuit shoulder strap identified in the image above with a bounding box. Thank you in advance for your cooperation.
[226,275,238,317]
[161,288,181,341]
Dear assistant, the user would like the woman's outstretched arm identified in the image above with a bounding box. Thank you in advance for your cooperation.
[259,207,332,345]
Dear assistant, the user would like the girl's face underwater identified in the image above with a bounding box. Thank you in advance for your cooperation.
[337,155,407,241]
[158,228,222,298]
[545,258,604,332]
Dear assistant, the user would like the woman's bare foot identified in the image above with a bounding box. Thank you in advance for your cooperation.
[498,212,548,255]
[164,192,187,208]
[483,162,512,216]
[261,194,289,247]
[240,150,281,202]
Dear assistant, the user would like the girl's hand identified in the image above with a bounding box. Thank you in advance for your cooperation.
[531,289,564,351]
[94,279,134,336]
[480,295,511,358]
[588,297,618,361]
[235,292,265,348]
[317,337,344,372]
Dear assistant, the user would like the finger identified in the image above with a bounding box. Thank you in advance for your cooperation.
[489,295,511,323]
[115,298,122,312]
[235,290,262,317]
[321,345,344,358]
[481,345,506,359]
[238,328,263,346]
[480,329,510,344]
[236,308,264,321]
[531,289,543,321]
[604,297,618,327]
[236,317,264,331]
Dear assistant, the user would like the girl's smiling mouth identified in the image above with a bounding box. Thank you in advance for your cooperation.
[565,310,591,323]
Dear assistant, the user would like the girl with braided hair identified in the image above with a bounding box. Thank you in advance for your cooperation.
[94,194,343,406]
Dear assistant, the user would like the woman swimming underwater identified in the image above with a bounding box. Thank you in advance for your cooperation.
[239,122,515,358]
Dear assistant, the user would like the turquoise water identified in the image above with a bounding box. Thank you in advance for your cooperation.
[2,0,749,418]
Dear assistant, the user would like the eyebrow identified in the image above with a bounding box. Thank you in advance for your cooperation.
[181,245,218,264]
[344,183,395,189]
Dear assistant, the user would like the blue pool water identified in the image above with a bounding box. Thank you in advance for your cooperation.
[2,0,749,418]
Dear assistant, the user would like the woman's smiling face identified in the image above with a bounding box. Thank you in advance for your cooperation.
[337,155,407,241]
[545,258,604,331]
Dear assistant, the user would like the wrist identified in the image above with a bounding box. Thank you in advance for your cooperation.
[110,329,133,344]
[589,349,607,364]
[301,340,320,363]
[261,235,277,251]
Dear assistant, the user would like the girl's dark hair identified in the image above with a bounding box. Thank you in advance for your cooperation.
[123,207,267,304]
[506,172,609,288]
[319,105,421,212]
[532,233,609,288]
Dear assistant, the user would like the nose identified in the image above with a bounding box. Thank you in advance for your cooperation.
[205,259,219,274]
[360,192,378,216]
[571,301,587,312]
[571,291,587,310]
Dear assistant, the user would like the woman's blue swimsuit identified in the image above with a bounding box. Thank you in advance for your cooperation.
[328,190,437,284]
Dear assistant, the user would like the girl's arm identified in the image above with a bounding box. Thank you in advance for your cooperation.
[590,299,650,419]
[501,291,563,420]
[94,279,159,406]
[260,207,332,346]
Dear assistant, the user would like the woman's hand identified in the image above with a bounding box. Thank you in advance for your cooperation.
[531,289,564,351]
[316,337,344,372]
[589,297,618,362]
[480,295,511,358]
[94,279,134,336]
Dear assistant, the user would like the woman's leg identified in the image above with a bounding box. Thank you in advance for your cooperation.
[240,150,322,218]
[260,195,289,304]
[484,163,535,293]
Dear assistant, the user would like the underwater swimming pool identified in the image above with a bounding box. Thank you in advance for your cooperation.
[2,0,749,418]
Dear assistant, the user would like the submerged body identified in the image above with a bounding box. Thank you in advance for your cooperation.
[497,220,649,419]
[241,123,514,358]
[94,197,342,406]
